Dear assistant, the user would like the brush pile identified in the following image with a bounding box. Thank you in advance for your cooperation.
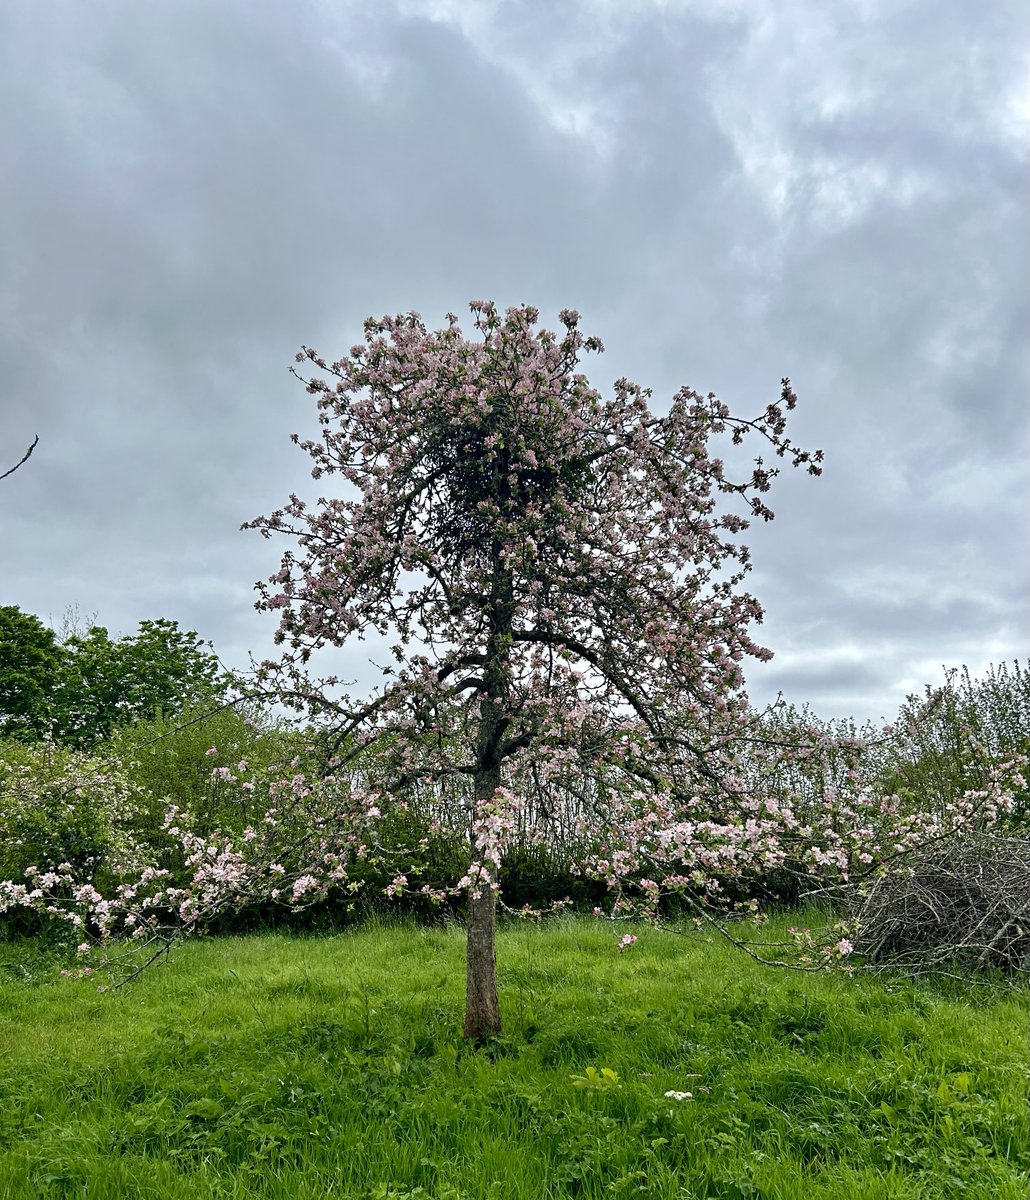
[847,832,1030,977]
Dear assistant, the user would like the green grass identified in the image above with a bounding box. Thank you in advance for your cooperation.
[0,914,1026,1199]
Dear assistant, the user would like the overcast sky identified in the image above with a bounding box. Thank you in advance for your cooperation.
[2,0,1027,725]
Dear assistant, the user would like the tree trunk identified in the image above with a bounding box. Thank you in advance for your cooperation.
[464,877,500,1041]
[463,561,511,1041]
[463,525,513,1042]
[465,742,504,1042]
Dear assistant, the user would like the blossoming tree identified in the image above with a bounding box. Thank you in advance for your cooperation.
[243,301,823,1039]
[3,305,1023,1031]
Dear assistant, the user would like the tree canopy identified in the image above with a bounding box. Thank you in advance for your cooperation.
[0,607,64,740]
[0,608,229,748]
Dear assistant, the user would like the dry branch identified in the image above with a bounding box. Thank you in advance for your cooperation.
[1,435,39,482]
[845,831,1030,977]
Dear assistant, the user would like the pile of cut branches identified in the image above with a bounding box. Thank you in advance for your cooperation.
[847,832,1030,978]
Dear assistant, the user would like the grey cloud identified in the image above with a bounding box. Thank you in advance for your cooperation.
[1,0,1026,724]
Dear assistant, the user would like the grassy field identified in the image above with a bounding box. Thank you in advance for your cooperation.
[0,914,1025,1199]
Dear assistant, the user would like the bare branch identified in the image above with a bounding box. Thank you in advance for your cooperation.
[0,435,39,482]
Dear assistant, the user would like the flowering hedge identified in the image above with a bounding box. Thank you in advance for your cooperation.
[0,739,150,938]
[1,710,1024,981]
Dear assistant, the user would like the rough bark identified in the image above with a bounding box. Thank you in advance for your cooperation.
[464,861,501,1041]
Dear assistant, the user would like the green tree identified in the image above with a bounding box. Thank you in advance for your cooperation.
[0,606,65,740]
[57,619,230,748]
[54,626,124,747]
[0,606,231,749]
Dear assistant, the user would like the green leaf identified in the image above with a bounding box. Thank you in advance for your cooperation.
[952,1072,973,1096]
[183,1097,224,1120]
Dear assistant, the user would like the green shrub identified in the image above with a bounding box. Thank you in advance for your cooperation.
[106,703,305,840]
[878,661,1029,826]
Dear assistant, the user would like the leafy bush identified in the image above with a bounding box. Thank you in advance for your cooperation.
[879,662,1029,826]
[106,703,304,839]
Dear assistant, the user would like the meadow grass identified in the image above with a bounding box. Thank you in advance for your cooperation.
[0,912,1025,1199]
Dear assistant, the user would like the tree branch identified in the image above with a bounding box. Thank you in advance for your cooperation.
[1,435,38,482]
